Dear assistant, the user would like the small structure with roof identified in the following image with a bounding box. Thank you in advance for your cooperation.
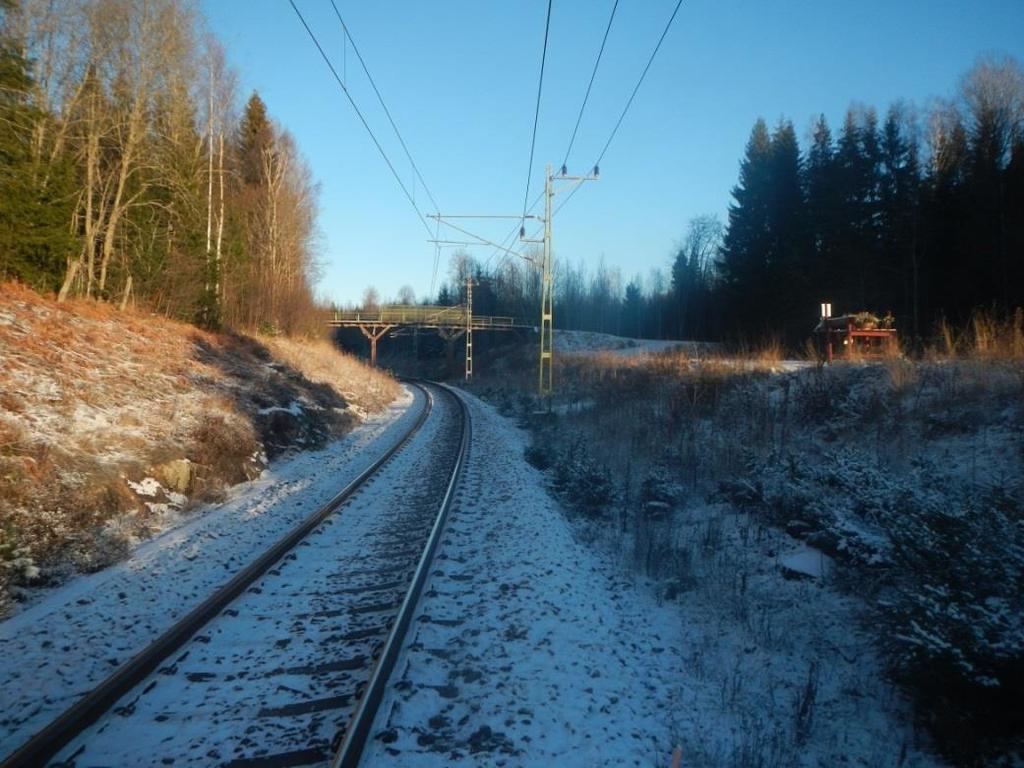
[814,304,897,362]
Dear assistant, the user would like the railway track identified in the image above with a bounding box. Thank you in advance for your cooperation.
[1,381,469,768]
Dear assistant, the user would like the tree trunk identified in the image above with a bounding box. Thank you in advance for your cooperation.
[215,131,225,309]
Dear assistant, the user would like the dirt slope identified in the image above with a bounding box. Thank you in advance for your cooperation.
[0,282,398,612]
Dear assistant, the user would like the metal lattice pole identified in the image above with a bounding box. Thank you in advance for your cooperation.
[465,276,473,380]
[539,164,554,396]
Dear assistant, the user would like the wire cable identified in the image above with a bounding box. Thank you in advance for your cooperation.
[594,0,684,168]
[482,188,545,272]
[560,0,618,172]
[327,0,442,216]
[521,0,554,223]
[288,0,434,238]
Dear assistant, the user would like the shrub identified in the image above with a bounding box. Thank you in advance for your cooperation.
[523,443,555,471]
[551,441,616,517]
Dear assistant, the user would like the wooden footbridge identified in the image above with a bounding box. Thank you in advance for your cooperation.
[329,304,530,373]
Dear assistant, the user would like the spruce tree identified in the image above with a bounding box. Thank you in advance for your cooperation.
[0,0,75,290]
[1006,137,1024,310]
[622,280,643,338]
[833,108,879,309]
[718,118,773,335]
[879,105,921,331]
[805,115,843,307]
[923,104,971,322]
[767,119,807,338]
[238,91,274,186]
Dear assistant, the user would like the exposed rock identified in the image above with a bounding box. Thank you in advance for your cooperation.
[786,519,814,539]
[644,500,672,521]
[716,479,763,506]
[780,545,832,580]
[805,529,841,558]
[155,459,194,494]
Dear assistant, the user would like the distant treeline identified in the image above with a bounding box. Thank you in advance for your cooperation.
[0,0,321,333]
[424,56,1024,346]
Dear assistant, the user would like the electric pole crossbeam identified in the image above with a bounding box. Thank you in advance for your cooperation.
[427,163,596,397]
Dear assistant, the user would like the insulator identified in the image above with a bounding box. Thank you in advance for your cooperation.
[560,164,567,176]
[519,225,526,239]
[593,164,600,177]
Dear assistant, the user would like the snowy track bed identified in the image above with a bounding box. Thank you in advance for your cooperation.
[362,391,686,767]
[0,384,441,764]
[32,384,466,767]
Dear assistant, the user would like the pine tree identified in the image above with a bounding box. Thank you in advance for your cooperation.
[923,102,971,322]
[766,119,807,339]
[622,279,643,338]
[805,115,842,307]
[238,91,273,186]
[0,0,75,290]
[960,56,1024,312]
[832,107,883,309]
[878,104,921,332]
[1006,136,1024,311]
[718,118,773,335]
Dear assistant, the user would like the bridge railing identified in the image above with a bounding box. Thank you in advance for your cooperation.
[330,305,519,328]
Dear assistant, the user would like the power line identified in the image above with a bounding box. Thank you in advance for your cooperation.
[521,0,553,223]
[287,0,434,238]
[327,0,441,216]
[483,189,545,273]
[594,0,684,168]
[497,0,684,280]
[560,0,618,172]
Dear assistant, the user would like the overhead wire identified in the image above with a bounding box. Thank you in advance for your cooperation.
[287,0,435,241]
[560,0,618,173]
[520,0,554,224]
[515,0,685,245]
[327,0,441,216]
[593,0,684,169]
[481,189,545,273]
[452,0,687,290]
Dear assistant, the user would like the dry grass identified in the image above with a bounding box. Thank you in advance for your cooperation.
[254,333,399,414]
[929,309,1024,361]
[0,282,398,612]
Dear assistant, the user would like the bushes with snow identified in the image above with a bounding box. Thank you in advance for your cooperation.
[489,351,1024,763]
[732,442,1024,761]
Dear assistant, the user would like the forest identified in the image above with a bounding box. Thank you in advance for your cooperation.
[433,55,1024,348]
[2,0,1022,348]
[0,0,321,333]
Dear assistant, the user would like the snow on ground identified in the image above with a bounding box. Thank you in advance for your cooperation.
[51,388,462,767]
[363,389,687,767]
[0,387,421,763]
[555,330,713,358]
[364,390,940,768]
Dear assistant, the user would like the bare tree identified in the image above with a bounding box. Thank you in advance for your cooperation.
[361,285,380,311]
[397,284,416,305]
[58,0,198,302]
[959,55,1024,170]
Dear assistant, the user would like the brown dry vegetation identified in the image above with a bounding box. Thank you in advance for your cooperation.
[0,282,398,613]
[254,334,398,415]
[470,332,1024,764]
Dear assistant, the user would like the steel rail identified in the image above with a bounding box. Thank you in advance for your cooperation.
[331,383,471,768]
[0,384,436,768]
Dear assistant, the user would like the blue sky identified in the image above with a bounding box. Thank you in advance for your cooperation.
[202,1,1024,306]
